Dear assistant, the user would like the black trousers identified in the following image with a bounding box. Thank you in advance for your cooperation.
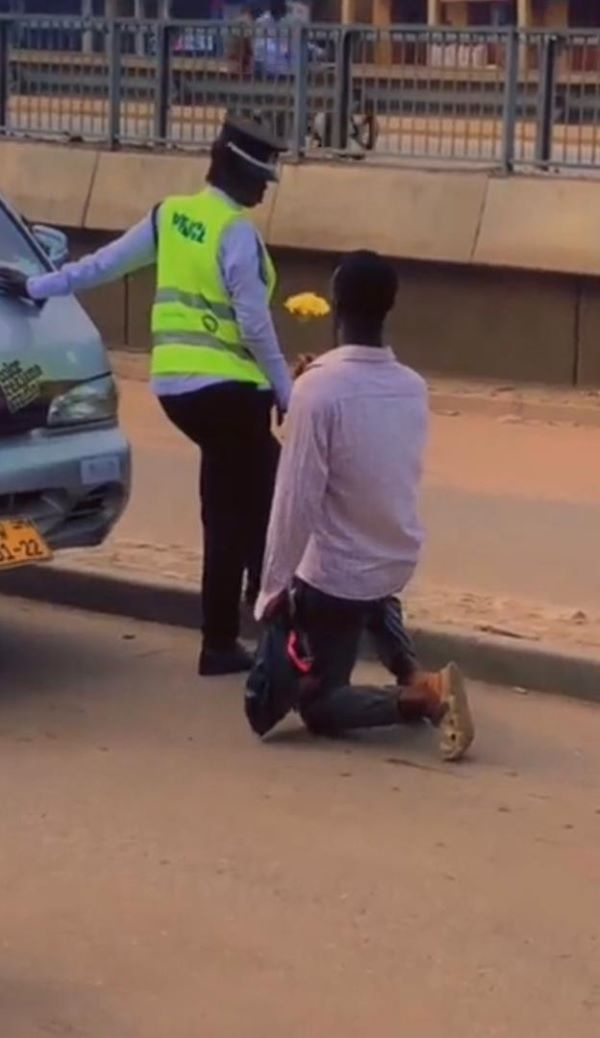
[160,383,280,649]
[294,580,419,735]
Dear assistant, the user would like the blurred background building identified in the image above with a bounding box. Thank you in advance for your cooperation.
[0,0,597,28]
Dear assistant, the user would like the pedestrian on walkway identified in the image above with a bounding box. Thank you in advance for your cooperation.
[0,116,291,677]
[228,4,256,79]
[256,250,474,760]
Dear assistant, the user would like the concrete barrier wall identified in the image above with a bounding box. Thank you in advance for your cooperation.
[269,165,489,265]
[3,140,600,384]
[69,232,600,386]
[0,142,99,226]
[474,178,600,277]
[2,139,600,277]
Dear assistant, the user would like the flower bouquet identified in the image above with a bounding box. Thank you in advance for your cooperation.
[284,292,330,380]
[284,292,331,321]
[272,292,331,442]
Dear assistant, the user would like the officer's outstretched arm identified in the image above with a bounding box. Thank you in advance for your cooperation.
[26,212,158,303]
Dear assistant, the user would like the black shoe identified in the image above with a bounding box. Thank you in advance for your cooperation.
[199,642,254,677]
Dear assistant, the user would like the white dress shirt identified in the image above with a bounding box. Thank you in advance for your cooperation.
[256,345,428,618]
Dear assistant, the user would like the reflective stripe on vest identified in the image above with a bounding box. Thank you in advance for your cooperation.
[151,190,276,386]
[153,330,253,358]
[152,345,266,383]
[154,287,236,322]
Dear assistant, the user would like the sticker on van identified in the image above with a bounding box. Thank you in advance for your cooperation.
[0,359,43,413]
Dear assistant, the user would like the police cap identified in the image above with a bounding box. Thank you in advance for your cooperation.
[218,115,285,182]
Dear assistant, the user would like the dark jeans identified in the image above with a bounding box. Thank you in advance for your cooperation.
[294,580,419,735]
[160,383,280,649]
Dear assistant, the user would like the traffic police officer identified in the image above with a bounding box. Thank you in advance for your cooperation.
[0,117,292,676]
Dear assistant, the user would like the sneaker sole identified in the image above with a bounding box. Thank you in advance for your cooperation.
[438,663,475,762]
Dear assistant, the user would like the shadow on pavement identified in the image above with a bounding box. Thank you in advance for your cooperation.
[0,975,125,1038]
[0,605,124,702]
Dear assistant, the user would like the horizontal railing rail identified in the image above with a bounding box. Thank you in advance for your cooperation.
[0,15,599,172]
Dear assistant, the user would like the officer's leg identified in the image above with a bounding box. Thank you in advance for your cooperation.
[200,387,277,674]
[244,435,280,606]
[200,434,248,660]
[159,387,250,675]
[242,393,280,606]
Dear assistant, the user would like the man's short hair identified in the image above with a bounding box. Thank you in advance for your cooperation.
[333,251,398,323]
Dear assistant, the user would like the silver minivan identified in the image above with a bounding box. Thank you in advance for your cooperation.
[0,195,130,571]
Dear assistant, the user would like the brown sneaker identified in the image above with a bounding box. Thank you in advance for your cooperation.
[408,664,475,762]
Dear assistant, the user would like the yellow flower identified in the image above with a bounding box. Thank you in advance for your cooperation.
[284,292,331,320]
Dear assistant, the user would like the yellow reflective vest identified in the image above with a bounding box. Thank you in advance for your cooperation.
[151,189,276,387]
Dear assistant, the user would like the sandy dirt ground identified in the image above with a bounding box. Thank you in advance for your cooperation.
[1,598,599,1038]
[55,366,600,654]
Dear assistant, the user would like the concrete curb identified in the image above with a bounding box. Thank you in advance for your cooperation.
[2,564,599,705]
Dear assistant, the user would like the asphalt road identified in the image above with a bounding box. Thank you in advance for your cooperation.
[1,597,599,1037]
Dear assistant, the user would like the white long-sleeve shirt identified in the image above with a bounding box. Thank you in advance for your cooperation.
[256,345,428,617]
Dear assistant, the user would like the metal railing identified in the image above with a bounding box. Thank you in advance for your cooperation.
[2,15,600,173]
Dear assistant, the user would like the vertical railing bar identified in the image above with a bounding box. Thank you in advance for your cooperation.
[107,14,121,149]
[535,32,557,169]
[501,26,518,173]
[290,22,307,162]
[153,15,170,145]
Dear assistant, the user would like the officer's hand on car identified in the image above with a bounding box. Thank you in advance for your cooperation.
[0,266,44,308]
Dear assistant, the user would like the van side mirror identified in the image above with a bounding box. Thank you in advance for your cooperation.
[32,224,69,269]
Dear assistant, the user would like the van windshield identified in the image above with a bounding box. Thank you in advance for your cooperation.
[0,204,47,278]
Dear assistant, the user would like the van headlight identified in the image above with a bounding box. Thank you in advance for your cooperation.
[47,375,118,428]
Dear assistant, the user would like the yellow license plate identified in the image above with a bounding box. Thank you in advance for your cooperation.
[0,518,52,570]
